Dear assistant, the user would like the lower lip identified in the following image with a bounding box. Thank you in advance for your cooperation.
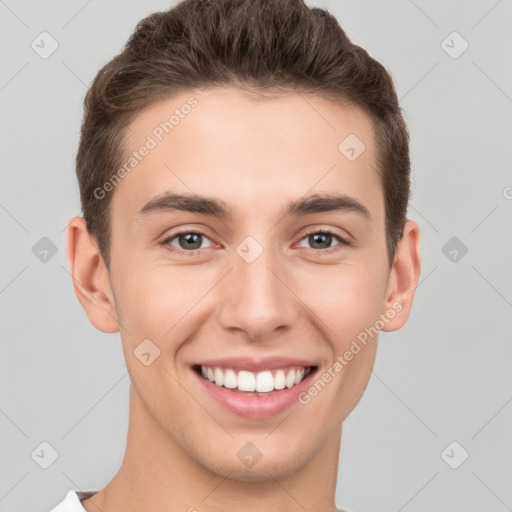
[193,368,317,419]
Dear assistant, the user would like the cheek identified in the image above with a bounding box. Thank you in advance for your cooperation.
[114,258,205,335]
[112,266,199,401]
[295,260,388,348]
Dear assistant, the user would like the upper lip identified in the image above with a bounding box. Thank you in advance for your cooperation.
[193,356,317,372]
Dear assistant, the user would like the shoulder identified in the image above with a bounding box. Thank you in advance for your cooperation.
[47,490,99,512]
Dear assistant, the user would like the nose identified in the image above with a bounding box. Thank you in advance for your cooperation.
[216,242,299,343]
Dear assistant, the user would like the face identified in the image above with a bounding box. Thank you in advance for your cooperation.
[72,86,419,481]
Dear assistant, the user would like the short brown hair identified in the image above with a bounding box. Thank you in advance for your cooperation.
[76,0,410,269]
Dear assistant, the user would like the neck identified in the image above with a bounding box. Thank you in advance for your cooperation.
[83,385,341,512]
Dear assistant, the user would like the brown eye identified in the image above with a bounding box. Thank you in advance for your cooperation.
[162,231,214,253]
[177,232,203,250]
[308,233,333,250]
[297,230,348,253]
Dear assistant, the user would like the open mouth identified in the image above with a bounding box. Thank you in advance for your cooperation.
[192,364,317,396]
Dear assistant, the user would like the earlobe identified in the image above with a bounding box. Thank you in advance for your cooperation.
[380,219,421,332]
[66,216,119,334]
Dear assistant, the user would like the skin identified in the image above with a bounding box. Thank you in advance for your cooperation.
[68,86,421,512]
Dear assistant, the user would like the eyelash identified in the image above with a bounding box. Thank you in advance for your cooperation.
[161,228,350,256]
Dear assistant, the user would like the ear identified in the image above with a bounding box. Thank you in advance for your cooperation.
[380,219,421,331]
[66,216,119,333]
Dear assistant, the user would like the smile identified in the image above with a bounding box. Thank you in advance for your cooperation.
[191,359,318,419]
[195,365,313,395]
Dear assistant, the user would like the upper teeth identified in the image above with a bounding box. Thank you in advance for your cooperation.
[200,366,309,392]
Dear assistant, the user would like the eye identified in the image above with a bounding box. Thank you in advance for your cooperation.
[162,230,215,254]
[297,229,349,254]
[160,228,350,256]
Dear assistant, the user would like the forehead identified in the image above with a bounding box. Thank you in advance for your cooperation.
[113,86,383,225]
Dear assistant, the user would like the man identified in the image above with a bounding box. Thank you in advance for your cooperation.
[50,0,420,510]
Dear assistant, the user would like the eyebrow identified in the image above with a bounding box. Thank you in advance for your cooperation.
[137,192,371,220]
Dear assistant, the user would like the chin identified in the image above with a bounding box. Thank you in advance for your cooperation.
[198,446,313,483]
[209,462,300,483]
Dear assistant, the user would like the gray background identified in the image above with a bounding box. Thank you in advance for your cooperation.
[1,1,511,511]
